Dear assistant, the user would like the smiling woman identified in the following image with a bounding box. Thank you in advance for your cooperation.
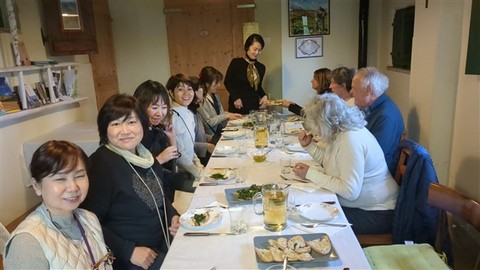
[3,140,113,270]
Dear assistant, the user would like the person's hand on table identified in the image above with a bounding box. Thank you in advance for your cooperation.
[259,95,268,109]
[292,162,310,179]
[234,98,243,109]
[227,112,243,120]
[169,215,180,236]
[298,130,313,147]
[130,246,158,270]
[282,100,293,108]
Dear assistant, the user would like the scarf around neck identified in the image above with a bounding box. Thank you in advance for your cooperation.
[106,143,154,169]
[245,56,259,91]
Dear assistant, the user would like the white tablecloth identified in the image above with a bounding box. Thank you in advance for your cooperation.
[161,120,371,270]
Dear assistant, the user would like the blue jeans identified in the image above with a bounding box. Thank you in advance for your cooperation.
[342,206,394,234]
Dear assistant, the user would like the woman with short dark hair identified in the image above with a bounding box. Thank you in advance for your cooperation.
[81,94,180,269]
[4,140,113,269]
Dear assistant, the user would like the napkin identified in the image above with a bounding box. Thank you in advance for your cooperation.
[290,183,319,193]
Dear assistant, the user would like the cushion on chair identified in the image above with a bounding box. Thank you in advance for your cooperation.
[363,244,449,270]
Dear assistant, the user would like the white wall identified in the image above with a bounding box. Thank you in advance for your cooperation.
[109,0,170,94]
[281,0,359,109]
[0,0,97,225]
[449,1,480,199]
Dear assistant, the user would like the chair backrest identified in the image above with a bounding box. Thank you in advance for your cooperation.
[394,148,409,185]
[429,183,480,232]
[428,183,480,267]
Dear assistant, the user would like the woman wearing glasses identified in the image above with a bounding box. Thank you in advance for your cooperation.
[4,140,113,269]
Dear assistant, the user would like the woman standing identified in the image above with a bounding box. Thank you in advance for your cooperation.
[198,66,242,141]
[81,94,180,269]
[282,68,331,116]
[292,94,398,235]
[225,33,268,114]
[4,140,113,269]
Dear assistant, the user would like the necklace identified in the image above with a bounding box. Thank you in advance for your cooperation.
[127,162,171,248]
[48,209,97,267]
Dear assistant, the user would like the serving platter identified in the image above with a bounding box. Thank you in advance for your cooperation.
[253,233,340,269]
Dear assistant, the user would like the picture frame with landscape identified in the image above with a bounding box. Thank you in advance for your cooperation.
[288,0,330,37]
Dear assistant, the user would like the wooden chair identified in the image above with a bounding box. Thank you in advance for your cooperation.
[356,147,410,247]
[363,183,480,269]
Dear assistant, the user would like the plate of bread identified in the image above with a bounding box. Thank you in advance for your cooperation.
[180,208,222,231]
[254,233,339,268]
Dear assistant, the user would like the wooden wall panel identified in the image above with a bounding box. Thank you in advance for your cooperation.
[165,0,254,110]
[89,0,119,109]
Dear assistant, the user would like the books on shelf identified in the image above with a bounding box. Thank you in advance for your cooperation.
[0,77,21,113]
[23,84,42,108]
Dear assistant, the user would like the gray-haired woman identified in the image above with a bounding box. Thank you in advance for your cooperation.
[292,93,398,235]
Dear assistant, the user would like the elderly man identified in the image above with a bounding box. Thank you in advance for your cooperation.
[351,67,405,175]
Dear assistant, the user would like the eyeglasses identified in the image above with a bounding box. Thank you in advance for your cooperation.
[92,251,115,270]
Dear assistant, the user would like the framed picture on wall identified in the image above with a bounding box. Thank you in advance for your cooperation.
[296,37,323,58]
[288,0,330,36]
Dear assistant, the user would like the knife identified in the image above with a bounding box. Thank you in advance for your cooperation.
[184,232,235,236]
[199,182,219,186]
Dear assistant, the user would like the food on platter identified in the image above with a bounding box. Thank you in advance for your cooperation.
[255,235,316,263]
[233,184,263,200]
[306,235,332,255]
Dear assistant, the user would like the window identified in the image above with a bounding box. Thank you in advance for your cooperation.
[391,6,415,70]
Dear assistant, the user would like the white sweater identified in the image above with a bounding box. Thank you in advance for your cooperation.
[305,128,398,211]
[172,102,202,178]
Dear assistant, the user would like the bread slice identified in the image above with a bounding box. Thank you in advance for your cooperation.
[255,247,273,262]
[307,235,332,255]
[288,235,306,251]
[297,252,314,261]
[276,237,288,250]
[283,248,299,261]
[269,247,284,262]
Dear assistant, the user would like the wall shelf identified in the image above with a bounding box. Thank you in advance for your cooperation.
[0,97,87,128]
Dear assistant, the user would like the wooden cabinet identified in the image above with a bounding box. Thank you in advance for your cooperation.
[42,0,98,55]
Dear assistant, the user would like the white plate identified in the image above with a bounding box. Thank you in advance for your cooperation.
[229,119,246,126]
[223,129,246,138]
[214,145,238,155]
[180,209,222,231]
[286,143,306,153]
[284,128,303,135]
[205,168,237,183]
[296,203,339,222]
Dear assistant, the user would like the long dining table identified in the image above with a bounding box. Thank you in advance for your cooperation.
[161,117,371,270]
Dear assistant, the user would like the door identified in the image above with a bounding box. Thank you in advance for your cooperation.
[164,0,254,109]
